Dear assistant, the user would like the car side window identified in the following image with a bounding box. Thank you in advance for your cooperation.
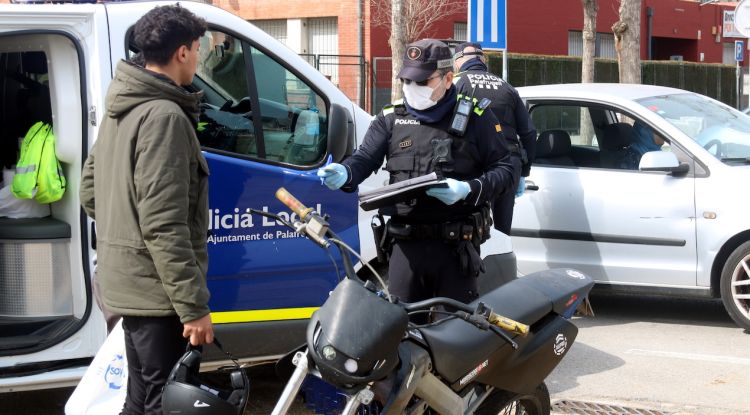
[530,103,671,171]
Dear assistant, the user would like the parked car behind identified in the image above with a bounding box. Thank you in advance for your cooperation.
[514,83,750,330]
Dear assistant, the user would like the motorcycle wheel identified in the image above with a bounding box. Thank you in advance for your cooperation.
[474,382,550,415]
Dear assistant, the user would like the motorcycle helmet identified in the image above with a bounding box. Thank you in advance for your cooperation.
[162,339,249,415]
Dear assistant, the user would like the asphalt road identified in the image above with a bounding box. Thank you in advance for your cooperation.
[2,293,748,415]
[547,293,750,415]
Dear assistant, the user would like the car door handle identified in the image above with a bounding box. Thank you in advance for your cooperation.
[525,180,539,191]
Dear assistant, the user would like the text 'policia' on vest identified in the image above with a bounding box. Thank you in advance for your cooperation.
[11,121,66,204]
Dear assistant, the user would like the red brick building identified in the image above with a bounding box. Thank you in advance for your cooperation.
[1,0,744,110]
[219,0,745,112]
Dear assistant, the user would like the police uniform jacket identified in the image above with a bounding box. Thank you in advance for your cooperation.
[454,60,537,176]
[340,86,518,223]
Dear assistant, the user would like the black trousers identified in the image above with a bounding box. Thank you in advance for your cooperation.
[388,239,479,305]
[121,315,187,415]
[493,154,523,235]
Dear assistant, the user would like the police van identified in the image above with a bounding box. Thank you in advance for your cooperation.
[0,0,514,392]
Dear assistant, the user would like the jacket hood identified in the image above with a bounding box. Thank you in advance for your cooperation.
[106,60,203,124]
[459,58,488,73]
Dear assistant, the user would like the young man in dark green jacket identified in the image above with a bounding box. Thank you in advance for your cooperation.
[79,5,212,415]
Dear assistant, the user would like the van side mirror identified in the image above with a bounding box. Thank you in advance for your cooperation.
[327,103,354,162]
[639,151,689,176]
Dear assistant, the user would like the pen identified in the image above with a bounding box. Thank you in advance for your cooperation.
[321,154,333,186]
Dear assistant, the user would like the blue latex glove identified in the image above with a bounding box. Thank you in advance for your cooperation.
[426,178,470,205]
[317,163,348,190]
[515,176,526,198]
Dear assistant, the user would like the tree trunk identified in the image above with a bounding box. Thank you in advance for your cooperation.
[580,0,598,145]
[612,0,641,84]
[581,0,597,83]
[389,0,406,102]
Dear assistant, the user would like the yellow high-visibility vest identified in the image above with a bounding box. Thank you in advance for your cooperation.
[11,122,66,204]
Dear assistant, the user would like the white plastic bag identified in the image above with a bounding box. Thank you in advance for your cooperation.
[0,168,49,218]
[65,319,128,415]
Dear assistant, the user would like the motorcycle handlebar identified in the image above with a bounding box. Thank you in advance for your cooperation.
[487,312,529,336]
[405,297,529,337]
[403,297,473,314]
[276,188,314,221]
[272,189,528,336]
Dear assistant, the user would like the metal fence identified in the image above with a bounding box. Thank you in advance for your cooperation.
[369,54,740,113]
[488,54,738,107]
[300,53,366,109]
[372,57,394,113]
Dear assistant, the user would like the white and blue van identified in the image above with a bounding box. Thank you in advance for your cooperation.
[0,0,515,392]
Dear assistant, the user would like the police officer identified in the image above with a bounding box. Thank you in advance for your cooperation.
[453,42,537,235]
[318,39,518,305]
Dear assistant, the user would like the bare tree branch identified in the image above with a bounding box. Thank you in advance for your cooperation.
[372,0,464,101]
[372,0,463,42]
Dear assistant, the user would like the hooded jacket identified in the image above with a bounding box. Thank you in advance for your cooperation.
[80,60,210,322]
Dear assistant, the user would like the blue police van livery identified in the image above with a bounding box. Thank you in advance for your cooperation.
[0,0,515,392]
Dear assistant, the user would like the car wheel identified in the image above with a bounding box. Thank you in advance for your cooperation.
[720,241,750,331]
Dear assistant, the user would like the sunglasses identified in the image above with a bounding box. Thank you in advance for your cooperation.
[402,74,442,87]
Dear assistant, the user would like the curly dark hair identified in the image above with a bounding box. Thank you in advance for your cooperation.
[133,4,207,66]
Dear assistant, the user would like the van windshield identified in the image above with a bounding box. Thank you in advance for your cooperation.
[636,93,750,164]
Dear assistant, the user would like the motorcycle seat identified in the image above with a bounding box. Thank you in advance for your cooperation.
[418,268,590,385]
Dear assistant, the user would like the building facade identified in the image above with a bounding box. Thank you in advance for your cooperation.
[220,0,745,112]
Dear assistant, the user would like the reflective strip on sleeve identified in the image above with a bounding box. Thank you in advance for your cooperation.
[15,165,36,174]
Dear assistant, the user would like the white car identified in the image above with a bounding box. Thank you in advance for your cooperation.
[514,83,750,330]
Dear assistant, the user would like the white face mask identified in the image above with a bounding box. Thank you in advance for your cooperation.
[402,77,443,110]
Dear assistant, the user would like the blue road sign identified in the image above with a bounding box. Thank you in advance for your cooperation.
[468,0,507,50]
[736,40,745,62]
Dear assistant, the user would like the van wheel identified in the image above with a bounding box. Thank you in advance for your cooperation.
[720,241,750,331]
[475,382,550,415]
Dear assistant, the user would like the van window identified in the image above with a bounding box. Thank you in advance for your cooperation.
[248,46,328,166]
[127,29,328,167]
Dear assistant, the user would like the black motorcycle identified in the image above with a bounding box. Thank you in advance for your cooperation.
[259,188,593,415]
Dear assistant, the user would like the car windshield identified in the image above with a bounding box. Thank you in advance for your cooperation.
[636,93,750,164]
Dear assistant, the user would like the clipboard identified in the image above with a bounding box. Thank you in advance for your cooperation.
[358,172,448,211]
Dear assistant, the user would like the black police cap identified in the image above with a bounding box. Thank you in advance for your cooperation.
[397,39,453,82]
[453,42,484,60]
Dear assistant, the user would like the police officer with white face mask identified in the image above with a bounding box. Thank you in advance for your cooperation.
[318,39,519,306]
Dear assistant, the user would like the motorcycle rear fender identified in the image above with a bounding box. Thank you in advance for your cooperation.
[470,315,578,395]
[515,269,594,317]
